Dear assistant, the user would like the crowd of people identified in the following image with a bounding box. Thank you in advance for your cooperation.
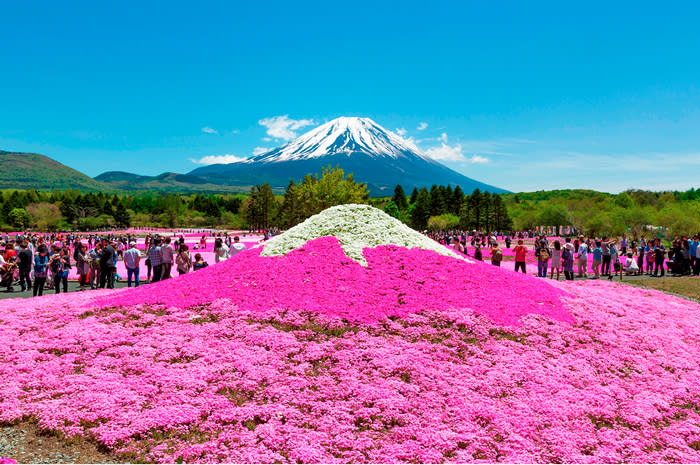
[427,230,700,281]
[0,231,253,297]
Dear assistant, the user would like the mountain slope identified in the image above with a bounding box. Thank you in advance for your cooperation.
[189,117,508,194]
[0,151,110,191]
[95,171,247,193]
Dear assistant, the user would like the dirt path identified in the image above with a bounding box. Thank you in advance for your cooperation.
[0,423,120,464]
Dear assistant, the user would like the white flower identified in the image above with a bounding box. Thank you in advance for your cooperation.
[259,204,470,266]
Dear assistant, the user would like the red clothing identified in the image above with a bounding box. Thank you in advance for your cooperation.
[4,250,16,262]
[513,245,527,262]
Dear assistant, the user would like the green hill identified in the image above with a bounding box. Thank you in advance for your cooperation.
[94,171,247,193]
[0,151,110,191]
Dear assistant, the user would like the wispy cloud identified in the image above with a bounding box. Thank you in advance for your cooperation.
[259,115,315,141]
[201,126,218,135]
[253,147,272,156]
[417,122,428,131]
[189,154,247,165]
[425,142,466,162]
[395,128,407,136]
[469,155,490,164]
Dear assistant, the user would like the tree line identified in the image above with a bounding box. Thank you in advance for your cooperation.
[383,184,512,232]
[504,188,700,238]
[0,189,245,231]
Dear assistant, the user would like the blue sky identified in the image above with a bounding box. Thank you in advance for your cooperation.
[2,1,699,193]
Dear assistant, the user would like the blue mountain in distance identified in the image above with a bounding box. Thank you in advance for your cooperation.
[188,117,508,195]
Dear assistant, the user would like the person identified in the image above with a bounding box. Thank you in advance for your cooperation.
[229,236,246,257]
[193,253,208,271]
[561,245,574,280]
[99,239,116,289]
[635,245,644,276]
[161,237,174,279]
[148,238,163,283]
[504,236,511,249]
[88,243,101,290]
[620,234,628,255]
[490,244,503,267]
[653,239,666,277]
[18,242,33,292]
[609,242,620,281]
[577,239,588,278]
[513,240,527,273]
[199,235,207,250]
[123,242,141,287]
[591,241,603,280]
[0,259,17,292]
[214,238,229,263]
[33,247,49,297]
[625,252,639,275]
[645,242,654,275]
[600,237,612,276]
[51,248,70,294]
[76,244,90,290]
[176,244,192,275]
[474,245,483,261]
[692,235,700,276]
[549,240,562,280]
[536,240,551,278]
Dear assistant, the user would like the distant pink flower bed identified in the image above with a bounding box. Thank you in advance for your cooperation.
[95,236,571,326]
[0,237,699,463]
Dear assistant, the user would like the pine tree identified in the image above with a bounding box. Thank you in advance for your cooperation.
[392,184,408,211]
[410,188,431,231]
[429,184,445,216]
[409,187,419,205]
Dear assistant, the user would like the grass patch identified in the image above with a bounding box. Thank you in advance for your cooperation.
[626,277,700,301]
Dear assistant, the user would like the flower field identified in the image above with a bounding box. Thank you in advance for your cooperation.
[1,206,700,463]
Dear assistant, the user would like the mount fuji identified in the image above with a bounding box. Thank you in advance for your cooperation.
[189,117,508,195]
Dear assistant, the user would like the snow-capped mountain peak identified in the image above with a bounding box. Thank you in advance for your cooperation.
[250,116,432,163]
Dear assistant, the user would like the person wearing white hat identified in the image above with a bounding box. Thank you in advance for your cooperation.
[123,241,141,287]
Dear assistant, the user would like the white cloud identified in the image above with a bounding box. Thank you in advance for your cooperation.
[469,155,490,164]
[253,147,272,156]
[201,126,218,134]
[425,142,466,162]
[258,115,315,140]
[417,122,428,131]
[395,128,407,136]
[262,137,272,142]
[189,154,247,165]
[440,132,448,143]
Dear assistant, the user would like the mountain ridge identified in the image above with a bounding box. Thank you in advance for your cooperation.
[189,116,508,194]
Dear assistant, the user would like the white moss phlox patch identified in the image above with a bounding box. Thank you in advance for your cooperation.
[259,204,470,266]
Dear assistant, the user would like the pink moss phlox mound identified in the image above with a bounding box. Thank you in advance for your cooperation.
[0,459,17,464]
[94,236,572,326]
[2,278,700,462]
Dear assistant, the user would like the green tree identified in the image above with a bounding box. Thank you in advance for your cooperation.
[410,188,431,230]
[427,214,460,231]
[409,187,419,205]
[392,184,408,211]
[114,201,131,227]
[8,208,30,229]
[383,200,400,219]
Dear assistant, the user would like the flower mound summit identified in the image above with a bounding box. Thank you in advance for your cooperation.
[1,206,700,463]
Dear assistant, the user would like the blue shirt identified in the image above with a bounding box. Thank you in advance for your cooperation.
[592,247,603,261]
[690,241,698,258]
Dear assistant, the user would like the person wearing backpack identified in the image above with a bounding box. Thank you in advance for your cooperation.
[33,247,50,297]
[490,244,503,267]
[176,244,192,275]
[536,239,551,278]
[561,245,575,280]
